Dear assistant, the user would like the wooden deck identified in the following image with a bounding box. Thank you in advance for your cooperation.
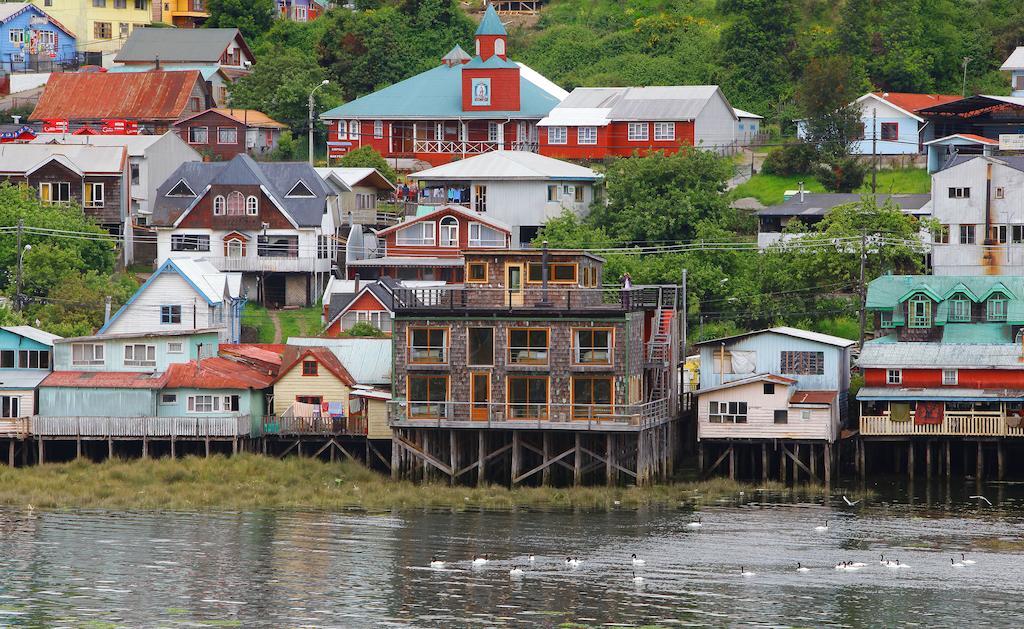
[860,413,1024,438]
[30,416,252,439]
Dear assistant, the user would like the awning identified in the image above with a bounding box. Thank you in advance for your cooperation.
[858,386,1024,402]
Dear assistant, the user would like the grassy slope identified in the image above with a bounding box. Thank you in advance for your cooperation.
[733,168,930,205]
[0,455,844,511]
[241,303,275,344]
[278,306,324,340]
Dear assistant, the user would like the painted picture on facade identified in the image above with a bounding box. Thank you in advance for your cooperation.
[471,78,491,106]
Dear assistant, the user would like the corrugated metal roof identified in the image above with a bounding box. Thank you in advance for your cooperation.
[30,132,190,158]
[114,28,246,64]
[733,107,763,119]
[409,150,599,181]
[757,193,930,217]
[866,275,1024,310]
[278,346,356,386]
[30,71,204,122]
[0,144,125,174]
[41,371,166,389]
[285,337,392,385]
[1001,47,1024,71]
[923,133,999,147]
[315,167,395,191]
[0,370,50,390]
[790,390,837,405]
[347,256,465,268]
[545,86,731,123]
[858,338,1023,368]
[178,108,287,129]
[694,326,856,348]
[107,64,225,81]
[871,92,961,113]
[1,326,60,347]
[219,343,286,367]
[164,357,275,390]
[695,373,797,396]
[56,328,221,344]
[858,386,1024,402]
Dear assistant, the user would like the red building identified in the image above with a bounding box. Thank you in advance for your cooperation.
[319,5,566,168]
[174,108,287,160]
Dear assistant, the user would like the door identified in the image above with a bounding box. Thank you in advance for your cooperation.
[226,240,243,258]
[506,263,524,307]
[471,372,490,421]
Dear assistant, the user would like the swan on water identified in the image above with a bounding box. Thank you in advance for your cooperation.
[815,521,829,531]
[528,554,535,563]
[429,556,445,569]
[472,555,489,565]
[631,554,646,566]
[632,571,645,584]
[796,562,810,572]
[740,566,755,577]
[961,553,976,565]
[951,557,966,568]
[687,517,703,528]
[509,566,524,578]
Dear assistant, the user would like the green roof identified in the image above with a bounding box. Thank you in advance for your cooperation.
[867,275,1024,310]
[942,323,1012,344]
[476,5,507,36]
[320,61,561,120]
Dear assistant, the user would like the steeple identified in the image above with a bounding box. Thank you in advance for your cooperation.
[441,44,472,67]
[475,4,507,61]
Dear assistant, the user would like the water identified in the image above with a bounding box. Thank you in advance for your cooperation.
[1,482,1024,627]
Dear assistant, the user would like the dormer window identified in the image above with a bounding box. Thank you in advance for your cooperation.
[439,216,459,247]
[908,294,932,328]
[987,293,1008,321]
[287,180,316,198]
[167,179,196,197]
[246,195,259,215]
[949,294,971,322]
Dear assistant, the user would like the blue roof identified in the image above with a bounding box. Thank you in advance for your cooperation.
[320,61,561,120]
[476,5,506,36]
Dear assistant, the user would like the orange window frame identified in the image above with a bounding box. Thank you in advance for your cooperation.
[506,375,549,420]
[571,376,615,420]
[571,327,615,365]
[406,374,449,419]
[470,371,491,421]
[466,326,495,366]
[407,326,449,364]
[466,261,489,283]
[526,262,578,284]
[507,327,549,365]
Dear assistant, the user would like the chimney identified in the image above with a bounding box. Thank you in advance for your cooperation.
[798,181,805,203]
[353,273,360,294]
[154,54,160,71]
[11,115,20,125]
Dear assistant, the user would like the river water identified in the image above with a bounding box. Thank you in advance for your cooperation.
[1,481,1023,627]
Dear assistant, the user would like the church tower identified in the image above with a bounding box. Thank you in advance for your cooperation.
[475,4,507,61]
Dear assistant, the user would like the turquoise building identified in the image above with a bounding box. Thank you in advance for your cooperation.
[0,325,59,421]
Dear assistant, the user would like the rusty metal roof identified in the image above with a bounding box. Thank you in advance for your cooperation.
[41,371,167,389]
[790,390,837,405]
[277,346,356,386]
[30,71,205,122]
[164,357,275,390]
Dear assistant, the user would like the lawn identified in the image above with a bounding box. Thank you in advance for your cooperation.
[733,167,930,205]
[278,305,324,340]
[241,303,275,343]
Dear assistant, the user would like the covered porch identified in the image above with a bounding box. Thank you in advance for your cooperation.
[858,387,1024,437]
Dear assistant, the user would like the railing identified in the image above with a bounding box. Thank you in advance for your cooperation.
[204,256,328,273]
[0,418,29,437]
[390,285,682,313]
[412,139,538,155]
[860,413,1024,437]
[388,398,671,429]
[30,416,252,438]
[262,415,367,436]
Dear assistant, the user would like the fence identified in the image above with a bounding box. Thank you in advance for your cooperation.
[388,398,670,429]
[389,284,681,313]
[262,415,368,436]
[30,416,252,438]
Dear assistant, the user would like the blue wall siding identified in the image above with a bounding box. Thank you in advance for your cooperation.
[699,332,850,391]
[0,329,51,352]
[53,332,219,372]
[39,388,157,417]
[158,388,265,417]
[0,7,77,65]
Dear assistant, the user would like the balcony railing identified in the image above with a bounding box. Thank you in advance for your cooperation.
[261,415,367,437]
[860,412,1024,437]
[389,285,682,313]
[30,415,252,438]
[412,139,539,155]
[204,256,328,273]
[388,398,671,430]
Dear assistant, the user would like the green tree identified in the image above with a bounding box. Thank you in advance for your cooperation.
[718,0,796,116]
[338,146,397,183]
[797,55,867,161]
[205,0,275,41]
[28,271,139,338]
[266,130,300,162]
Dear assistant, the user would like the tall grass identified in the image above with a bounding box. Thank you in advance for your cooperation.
[241,303,275,343]
[0,455,850,512]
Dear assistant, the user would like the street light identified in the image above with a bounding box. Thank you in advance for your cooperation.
[308,79,330,166]
[15,243,30,312]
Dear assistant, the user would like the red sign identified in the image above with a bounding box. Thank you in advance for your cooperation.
[100,119,139,135]
[41,118,68,133]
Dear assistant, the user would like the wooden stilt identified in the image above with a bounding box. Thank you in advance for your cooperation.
[449,430,457,485]
[824,442,832,488]
[76,435,81,459]
[761,442,768,483]
[998,441,1005,480]
[205,434,210,458]
[976,441,984,480]
[606,433,614,486]
[908,442,914,481]
[391,436,400,480]
[697,442,704,477]
[511,432,521,486]
[7,439,13,467]
[170,436,176,459]
[945,440,951,476]
[108,437,113,460]
[794,443,801,483]
[422,431,430,481]
[232,438,238,455]
[779,443,786,484]
[542,432,552,485]
[477,430,486,486]
[37,437,43,465]
[574,433,582,486]
[926,442,932,480]
[728,444,735,480]
[142,434,148,458]
[810,444,819,483]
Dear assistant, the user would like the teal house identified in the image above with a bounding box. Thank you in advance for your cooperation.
[0,325,60,424]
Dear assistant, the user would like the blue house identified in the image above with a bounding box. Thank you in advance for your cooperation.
[0,325,59,424]
[0,3,77,70]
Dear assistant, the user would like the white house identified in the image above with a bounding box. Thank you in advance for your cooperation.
[734,107,763,144]
[99,258,244,343]
[315,167,396,227]
[1001,46,1024,97]
[407,150,600,246]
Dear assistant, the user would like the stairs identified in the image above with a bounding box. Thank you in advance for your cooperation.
[645,307,675,402]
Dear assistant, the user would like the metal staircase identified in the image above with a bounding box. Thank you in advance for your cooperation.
[646,306,675,402]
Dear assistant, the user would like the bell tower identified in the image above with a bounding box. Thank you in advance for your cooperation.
[475,4,507,61]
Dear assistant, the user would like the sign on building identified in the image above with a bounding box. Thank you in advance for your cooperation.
[999,134,1024,150]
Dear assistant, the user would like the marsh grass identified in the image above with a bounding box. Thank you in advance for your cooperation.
[0,455,858,511]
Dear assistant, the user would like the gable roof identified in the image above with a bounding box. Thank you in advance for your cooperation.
[923,133,999,147]
[733,107,762,120]
[0,3,75,38]
[151,154,331,227]
[476,5,507,36]
[285,337,392,385]
[695,373,798,396]
[325,282,395,330]
[866,275,1024,310]
[164,357,275,390]
[540,86,734,126]
[314,167,395,192]
[756,193,931,217]
[106,64,228,82]
[276,346,356,386]
[865,92,961,118]
[938,154,1024,175]
[114,28,251,64]
[1001,47,1024,71]
[375,204,511,237]
[30,71,206,122]
[0,144,126,175]
[693,326,856,348]
[0,326,61,347]
[30,132,201,160]
[176,108,287,129]
[409,150,600,181]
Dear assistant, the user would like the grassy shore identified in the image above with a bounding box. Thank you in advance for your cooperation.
[0,455,846,511]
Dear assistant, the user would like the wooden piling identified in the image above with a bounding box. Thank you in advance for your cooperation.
[511,432,521,486]
[907,442,914,480]
[449,430,457,486]
[606,433,614,486]
[574,433,582,486]
[477,430,486,486]
[998,442,1005,480]
[542,432,551,485]
[37,437,43,465]
[976,441,984,480]
[7,440,12,467]
[824,442,832,487]
[761,442,768,483]
[728,444,735,480]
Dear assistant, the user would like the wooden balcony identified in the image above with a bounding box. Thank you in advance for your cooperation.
[389,285,681,314]
[388,398,671,432]
[30,416,253,438]
[860,413,1024,438]
[412,139,538,155]
[261,415,367,437]
[205,256,329,274]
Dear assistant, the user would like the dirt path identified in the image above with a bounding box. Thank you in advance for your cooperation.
[268,310,283,344]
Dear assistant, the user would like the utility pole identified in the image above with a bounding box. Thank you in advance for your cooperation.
[871,108,878,195]
[14,219,23,312]
[307,79,330,166]
[961,56,973,97]
[858,230,868,351]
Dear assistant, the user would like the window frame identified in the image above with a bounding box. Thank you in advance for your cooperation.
[773,409,788,424]
[408,326,448,364]
[17,350,49,370]
[188,394,221,414]
[395,221,435,247]
[779,350,825,375]
[84,182,104,208]
[948,187,970,199]
[407,374,449,419]
[160,304,182,325]
[507,375,549,420]
[577,126,597,145]
[246,195,259,215]
[986,295,1008,321]
[160,393,178,406]
[653,121,675,141]
[527,262,578,284]
[71,343,104,366]
[887,369,902,385]
[547,126,567,145]
[302,360,318,376]
[123,343,157,367]
[942,368,958,386]
[627,122,649,142]
[466,261,489,283]
[708,400,748,423]
[572,327,614,365]
[949,296,971,322]
[907,294,932,328]
[439,216,459,247]
[188,125,208,144]
[960,224,976,245]
[571,375,614,420]
[0,396,20,419]
[879,122,898,141]
[473,185,487,212]
[467,326,495,367]
[508,327,549,365]
[217,126,238,145]
[39,181,71,205]
[373,120,383,139]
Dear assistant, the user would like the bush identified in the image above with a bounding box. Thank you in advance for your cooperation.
[761,142,818,176]
[347,321,385,337]
[813,156,867,192]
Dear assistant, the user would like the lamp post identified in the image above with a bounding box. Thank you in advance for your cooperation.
[308,79,330,166]
[15,243,30,312]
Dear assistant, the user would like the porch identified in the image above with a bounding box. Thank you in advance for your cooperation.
[388,398,672,431]
[389,120,539,156]
[860,412,1024,437]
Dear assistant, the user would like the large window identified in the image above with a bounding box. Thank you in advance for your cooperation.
[409,327,447,364]
[547,126,567,145]
[572,376,613,419]
[573,328,613,365]
[188,395,220,413]
[0,396,19,419]
[508,328,549,365]
[18,350,49,369]
[467,327,494,366]
[508,376,548,419]
[160,305,182,325]
[408,375,448,419]
[577,126,597,145]
[879,122,898,141]
[960,224,976,244]
[469,223,504,247]
[217,127,238,144]
[188,126,208,144]
[627,122,649,141]
[439,216,459,247]
[708,400,747,423]
[84,183,104,208]
[39,182,70,205]
[527,263,577,284]
[171,234,210,251]
[987,295,1008,321]
[94,22,112,39]
[226,191,245,216]
[780,351,824,375]
[908,294,932,328]
[72,343,104,366]
[396,222,435,246]
[949,296,971,322]
[0,351,12,368]
[653,122,675,141]
[124,344,156,367]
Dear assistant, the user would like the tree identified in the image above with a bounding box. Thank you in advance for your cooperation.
[814,156,868,193]
[266,130,300,162]
[797,56,867,161]
[27,271,139,338]
[339,146,397,183]
[718,0,797,116]
[205,0,275,41]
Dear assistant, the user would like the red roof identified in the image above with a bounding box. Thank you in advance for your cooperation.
[790,390,837,405]
[951,133,999,145]
[872,92,961,114]
[41,371,167,389]
[220,343,286,367]
[277,346,356,386]
[30,71,206,122]
[164,357,276,390]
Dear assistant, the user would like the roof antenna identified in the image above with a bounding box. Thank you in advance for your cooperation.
[155,54,160,71]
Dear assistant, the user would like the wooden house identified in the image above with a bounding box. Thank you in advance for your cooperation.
[693,327,855,483]
[114,28,253,77]
[315,167,396,228]
[0,326,59,430]
[272,346,356,425]
[174,108,287,161]
[152,0,211,28]
[323,278,395,336]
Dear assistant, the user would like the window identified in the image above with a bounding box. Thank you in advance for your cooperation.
[396,222,435,246]
[160,393,177,406]
[574,186,584,203]
[887,369,902,385]
[160,305,182,325]
[547,126,567,145]
[374,120,383,139]
[763,383,775,395]
[801,409,812,420]
[188,126,208,144]
[296,395,322,407]
[1014,226,1024,244]
[991,225,1008,244]
[84,183,104,208]
[527,263,577,284]
[94,22,112,39]
[189,97,201,112]
[572,376,613,419]
[286,181,315,198]
[167,342,184,354]
[960,224,976,244]
[18,350,49,369]
[508,328,549,365]
[167,179,195,197]
[547,185,558,202]
[124,344,156,367]
[408,375,448,419]
[188,395,220,413]
[987,296,1008,321]
[467,262,488,283]
[409,327,447,364]
[217,127,238,144]
[135,0,147,8]
[171,234,210,251]
[574,328,612,365]
[908,294,932,328]
[114,0,126,8]
[72,343,104,366]
[627,122,649,141]
[348,120,359,142]
[942,369,958,386]
[708,400,747,423]
[302,360,318,376]
[949,297,971,322]
[774,409,788,424]
[246,195,258,215]
[468,327,494,366]
[577,126,597,145]
[996,187,1005,199]
[879,122,898,141]
[130,163,140,186]
[469,223,503,247]
[473,185,487,212]
[8,29,23,45]
[225,395,240,412]
[226,191,245,215]
[780,351,825,375]
[439,216,459,247]
[949,187,970,199]
[0,397,19,419]
[654,122,675,141]
[39,182,70,205]
[933,225,949,244]
[0,351,12,368]
[213,195,225,215]
[488,122,500,142]
[508,376,548,419]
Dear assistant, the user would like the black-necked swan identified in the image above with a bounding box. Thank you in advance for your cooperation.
[631,553,645,566]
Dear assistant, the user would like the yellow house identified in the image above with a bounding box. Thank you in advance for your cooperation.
[31,0,153,54]
[152,0,209,28]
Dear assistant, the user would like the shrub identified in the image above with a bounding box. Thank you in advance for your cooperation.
[761,142,818,176]
[813,156,867,192]
[347,321,385,337]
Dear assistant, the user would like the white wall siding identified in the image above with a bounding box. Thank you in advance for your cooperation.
[694,91,738,150]
[697,382,835,441]
[470,179,594,246]
[103,272,218,337]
